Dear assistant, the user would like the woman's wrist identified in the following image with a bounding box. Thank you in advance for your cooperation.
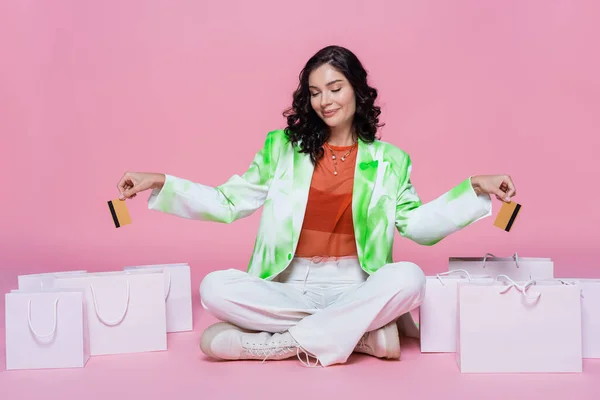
[470,175,482,195]
[152,173,166,190]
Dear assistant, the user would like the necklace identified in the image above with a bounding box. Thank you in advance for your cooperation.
[324,142,356,176]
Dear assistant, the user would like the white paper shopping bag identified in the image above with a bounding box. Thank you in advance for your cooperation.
[419,270,493,353]
[5,289,90,370]
[123,263,192,333]
[18,270,87,290]
[53,270,167,356]
[580,279,600,359]
[456,276,582,373]
[559,279,600,359]
[449,253,553,280]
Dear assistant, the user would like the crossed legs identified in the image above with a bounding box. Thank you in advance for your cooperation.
[199,258,425,367]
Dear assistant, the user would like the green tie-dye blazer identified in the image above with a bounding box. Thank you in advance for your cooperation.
[148,129,492,279]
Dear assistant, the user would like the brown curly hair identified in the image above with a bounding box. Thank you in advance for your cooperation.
[283,45,384,164]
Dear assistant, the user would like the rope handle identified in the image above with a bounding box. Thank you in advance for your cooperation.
[559,280,585,298]
[482,252,535,280]
[482,252,521,268]
[436,269,472,286]
[27,298,59,339]
[89,281,131,326]
[495,274,541,301]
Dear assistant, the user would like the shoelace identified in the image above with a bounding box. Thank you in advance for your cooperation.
[356,335,367,349]
[296,348,320,367]
[244,343,298,361]
[243,339,321,367]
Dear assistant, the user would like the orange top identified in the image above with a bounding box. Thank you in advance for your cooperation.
[295,143,358,258]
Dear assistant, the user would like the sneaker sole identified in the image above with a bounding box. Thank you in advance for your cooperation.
[199,322,242,359]
[382,321,401,359]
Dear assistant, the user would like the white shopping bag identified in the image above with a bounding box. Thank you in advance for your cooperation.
[456,276,582,373]
[53,270,167,356]
[18,270,87,290]
[123,263,193,333]
[5,289,90,370]
[449,253,553,280]
[419,270,493,353]
[558,278,600,359]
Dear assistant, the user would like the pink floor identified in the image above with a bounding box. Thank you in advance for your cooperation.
[1,268,598,400]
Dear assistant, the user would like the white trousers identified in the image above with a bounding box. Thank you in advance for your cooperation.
[199,256,426,366]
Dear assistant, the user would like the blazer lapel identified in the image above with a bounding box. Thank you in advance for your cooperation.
[291,144,315,249]
[352,139,378,252]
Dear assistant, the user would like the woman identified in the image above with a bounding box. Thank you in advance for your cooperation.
[117,45,516,367]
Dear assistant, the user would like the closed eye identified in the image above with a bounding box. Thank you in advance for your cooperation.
[311,88,340,97]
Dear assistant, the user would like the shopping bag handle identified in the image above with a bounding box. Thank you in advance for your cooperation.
[483,253,534,279]
[89,281,130,326]
[559,280,585,298]
[436,269,472,286]
[495,274,541,301]
[27,298,59,339]
[482,252,522,268]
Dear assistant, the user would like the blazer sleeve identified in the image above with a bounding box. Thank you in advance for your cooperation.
[147,131,281,223]
[394,153,492,245]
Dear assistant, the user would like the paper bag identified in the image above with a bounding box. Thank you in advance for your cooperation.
[53,270,167,356]
[123,263,193,333]
[449,253,553,280]
[5,289,90,370]
[18,270,88,290]
[558,278,600,359]
[456,276,582,373]
[419,270,493,353]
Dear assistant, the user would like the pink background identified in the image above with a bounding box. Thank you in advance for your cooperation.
[1,0,598,397]
[2,0,599,280]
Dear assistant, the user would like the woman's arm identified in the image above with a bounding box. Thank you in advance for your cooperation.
[145,130,282,224]
[394,153,493,245]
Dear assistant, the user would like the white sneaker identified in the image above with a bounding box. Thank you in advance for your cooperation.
[354,321,401,359]
[200,322,318,365]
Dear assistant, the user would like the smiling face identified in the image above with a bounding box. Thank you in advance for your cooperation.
[308,63,356,131]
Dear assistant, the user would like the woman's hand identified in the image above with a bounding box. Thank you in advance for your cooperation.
[470,175,516,203]
[117,172,165,199]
